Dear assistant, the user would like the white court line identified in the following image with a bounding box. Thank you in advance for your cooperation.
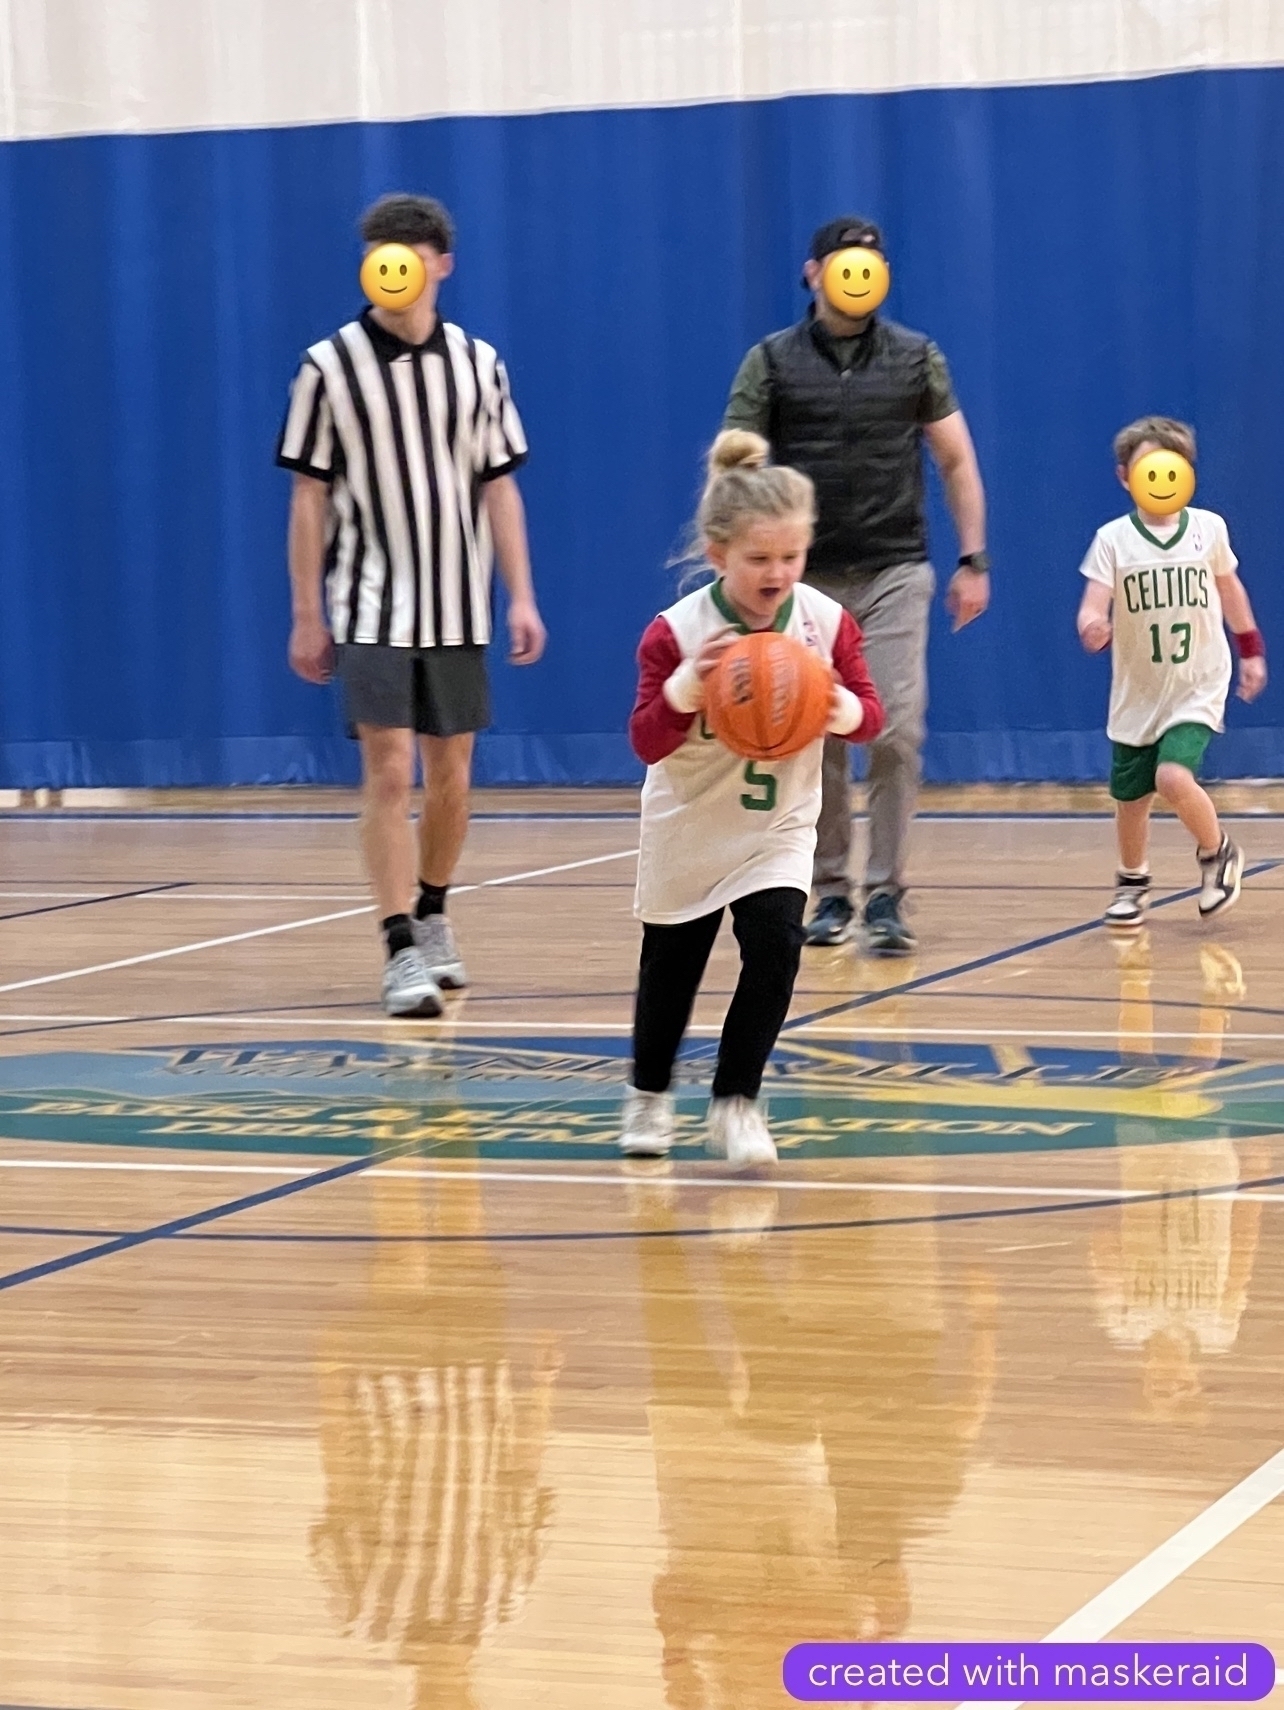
[0,1157,1279,1203]
[957,1445,1284,1710]
[0,848,638,997]
[6,1013,1284,1044]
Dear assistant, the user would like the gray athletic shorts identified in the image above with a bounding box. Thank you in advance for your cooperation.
[335,644,491,738]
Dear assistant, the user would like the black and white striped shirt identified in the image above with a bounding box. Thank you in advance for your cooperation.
[276,310,528,648]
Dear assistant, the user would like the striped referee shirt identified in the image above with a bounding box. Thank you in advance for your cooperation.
[276,310,528,648]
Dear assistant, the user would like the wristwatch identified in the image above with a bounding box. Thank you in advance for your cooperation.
[957,551,991,574]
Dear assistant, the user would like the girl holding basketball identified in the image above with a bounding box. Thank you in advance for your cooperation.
[622,431,884,1166]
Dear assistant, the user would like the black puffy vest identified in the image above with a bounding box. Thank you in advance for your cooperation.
[763,314,932,578]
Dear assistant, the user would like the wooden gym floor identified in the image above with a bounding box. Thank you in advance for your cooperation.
[0,785,1281,1709]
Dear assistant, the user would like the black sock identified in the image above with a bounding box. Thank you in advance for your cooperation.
[416,882,448,920]
[382,913,415,957]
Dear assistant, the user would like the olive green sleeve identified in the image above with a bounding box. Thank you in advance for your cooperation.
[921,340,961,423]
[722,343,773,435]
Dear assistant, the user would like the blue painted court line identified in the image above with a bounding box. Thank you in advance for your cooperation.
[0,881,189,924]
[930,988,1284,1020]
[0,1147,399,1296]
[780,860,1284,1034]
[0,1224,120,1239]
[0,1170,1281,1254]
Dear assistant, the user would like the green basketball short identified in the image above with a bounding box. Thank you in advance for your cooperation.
[1109,722,1214,802]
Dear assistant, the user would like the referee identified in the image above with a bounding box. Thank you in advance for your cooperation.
[277,193,546,1017]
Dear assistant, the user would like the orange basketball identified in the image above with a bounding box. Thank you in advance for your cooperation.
[704,630,834,761]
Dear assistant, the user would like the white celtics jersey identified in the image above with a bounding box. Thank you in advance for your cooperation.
[1080,508,1236,747]
[636,582,846,924]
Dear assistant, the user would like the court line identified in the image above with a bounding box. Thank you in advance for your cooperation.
[2,1156,1281,1201]
[9,1012,1284,1043]
[0,880,189,924]
[67,1168,1284,1249]
[2,1168,1283,1248]
[0,1158,1279,1273]
[0,847,638,997]
[935,988,1284,1021]
[782,860,1284,1034]
[955,1444,1284,1710]
[0,1144,410,1295]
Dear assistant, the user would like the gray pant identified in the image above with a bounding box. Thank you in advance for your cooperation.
[809,560,935,899]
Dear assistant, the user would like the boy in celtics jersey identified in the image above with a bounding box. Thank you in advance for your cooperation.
[1078,417,1267,929]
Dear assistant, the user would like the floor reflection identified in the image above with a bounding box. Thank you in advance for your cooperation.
[632,1180,996,1704]
[311,1170,561,1709]
[1093,938,1268,1423]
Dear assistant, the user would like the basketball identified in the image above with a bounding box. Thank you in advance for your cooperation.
[704,630,834,761]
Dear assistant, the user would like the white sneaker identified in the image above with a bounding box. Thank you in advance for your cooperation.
[705,1096,778,1168]
[1197,835,1244,919]
[412,914,468,989]
[381,947,444,1018]
[1104,874,1150,930]
[618,1088,676,1158]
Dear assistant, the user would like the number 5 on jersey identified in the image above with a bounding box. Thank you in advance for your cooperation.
[740,761,777,812]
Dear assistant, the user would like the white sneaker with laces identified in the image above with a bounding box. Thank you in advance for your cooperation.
[1197,836,1244,919]
[1104,874,1150,930]
[412,914,468,989]
[381,947,444,1018]
[705,1096,778,1168]
[618,1088,676,1157]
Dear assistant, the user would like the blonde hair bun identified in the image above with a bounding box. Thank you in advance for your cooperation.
[707,429,770,477]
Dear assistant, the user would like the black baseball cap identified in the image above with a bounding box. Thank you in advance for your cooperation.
[806,216,884,277]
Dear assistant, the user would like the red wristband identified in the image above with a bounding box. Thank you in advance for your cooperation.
[1233,628,1266,660]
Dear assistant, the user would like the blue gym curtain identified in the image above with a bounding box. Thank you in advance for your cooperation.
[2,69,1283,785]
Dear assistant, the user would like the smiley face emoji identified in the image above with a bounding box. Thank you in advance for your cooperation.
[821,246,890,317]
[1128,449,1196,517]
[359,243,427,310]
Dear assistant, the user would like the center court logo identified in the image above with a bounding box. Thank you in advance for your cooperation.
[0,1035,1278,1160]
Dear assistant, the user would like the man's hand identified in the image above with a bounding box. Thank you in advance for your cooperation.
[1079,616,1112,654]
[1238,656,1268,702]
[508,598,547,665]
[946,567,990,632]
[289,614,335,684]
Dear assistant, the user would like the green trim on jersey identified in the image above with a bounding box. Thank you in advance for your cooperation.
[710,579,795,635]
[1129,509,1190,552]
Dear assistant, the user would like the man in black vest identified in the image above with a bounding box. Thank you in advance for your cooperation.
[723,216,988,954]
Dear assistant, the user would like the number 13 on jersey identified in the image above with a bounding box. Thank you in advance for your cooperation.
[1149,621,1192,664]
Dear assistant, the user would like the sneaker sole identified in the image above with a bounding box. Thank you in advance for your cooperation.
[866,940,916,958]
[382,989,444,1018]
[1104,916,1146,932]
[426,963,468,990]
[618,1136,674,1158]
[803,925,854,947]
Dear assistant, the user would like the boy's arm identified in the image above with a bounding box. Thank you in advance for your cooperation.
[1077,580,1113,653]
[287,474,335,683]
[1219,570,1268,702]
[483,475,546,664]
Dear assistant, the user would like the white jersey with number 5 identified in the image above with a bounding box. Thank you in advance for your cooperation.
[630,582,881,924]
[1080,508,1236,748]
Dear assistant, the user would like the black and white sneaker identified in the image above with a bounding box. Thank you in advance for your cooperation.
[863,887,917,957]
[1197,835,1244,919]
[1104,873,1150,931]
[803,895,855,946]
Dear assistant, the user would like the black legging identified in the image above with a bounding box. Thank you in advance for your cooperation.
[631,886,806,1100]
